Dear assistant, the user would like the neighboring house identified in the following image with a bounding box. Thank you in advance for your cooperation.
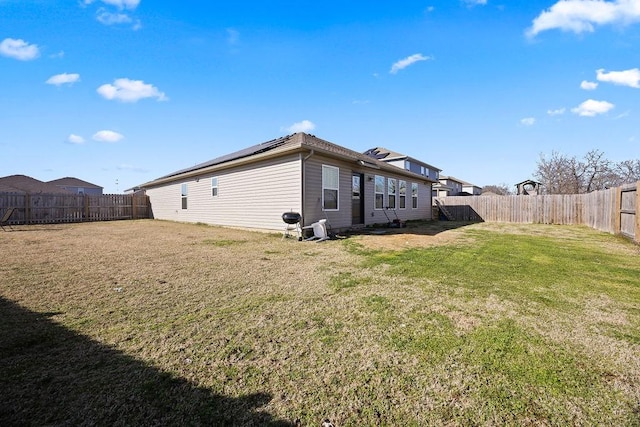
[138,133,437,232]
[462,181,483,196]
[48,177,103,195]
[0,175,74,194]
[363,147,441,182]
[433,176,464,197]
[433,176,482,197]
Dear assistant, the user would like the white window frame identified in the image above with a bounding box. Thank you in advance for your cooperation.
[374,175,385,210]
[411,182,418,209]
[388,178,397,210]
[322,165,339,211]
[211,177,219,197]
[181,183,188,210]
[399,180,406,209]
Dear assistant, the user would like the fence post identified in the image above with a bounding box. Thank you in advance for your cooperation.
[25,194,31,225]
[614,185,622,235]
[636,182,640,244]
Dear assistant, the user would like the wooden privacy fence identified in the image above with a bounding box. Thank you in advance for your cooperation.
[0,193,150,225]
[434,181,639,243]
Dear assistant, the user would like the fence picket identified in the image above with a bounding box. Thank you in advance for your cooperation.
[0,193,150,225]
[435,181,638,244]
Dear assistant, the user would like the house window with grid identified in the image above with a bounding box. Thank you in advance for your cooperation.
[388,178,397,209]
[211,177,218,197]
[411,182,418,208]
[399,180,407,209]
[374,175,385,209]
[322,165,339,211]
[181,183,188,209]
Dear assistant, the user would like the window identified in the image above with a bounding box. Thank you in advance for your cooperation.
[388,178,396,209]
[374,175,385,209]
[420,166,425,176]
[322,165,339,210]
[399,180,406,209]
[211,177,218,197]
[411,183,418,208]
[181,183,188,209]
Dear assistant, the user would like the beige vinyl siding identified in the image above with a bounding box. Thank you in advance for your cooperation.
[303,154,432,230]
[146,154,302,230]
[303,155,353,229]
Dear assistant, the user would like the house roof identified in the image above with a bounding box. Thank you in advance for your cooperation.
[48,177,102,189]
[141,133,437,188]
[363,147,407,161]
[363,146,442,171]
[0,175,74,194]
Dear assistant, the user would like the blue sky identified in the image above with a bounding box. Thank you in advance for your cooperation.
[2,0,639,193]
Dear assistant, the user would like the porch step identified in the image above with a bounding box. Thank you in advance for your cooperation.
[434,199,455,221]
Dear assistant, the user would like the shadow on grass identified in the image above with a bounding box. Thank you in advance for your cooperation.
[0,297,293,426]
[339,220,478,239]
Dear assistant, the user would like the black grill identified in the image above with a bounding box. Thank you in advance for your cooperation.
[282,212,301,224]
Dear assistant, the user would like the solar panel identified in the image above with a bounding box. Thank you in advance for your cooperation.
[158,135,292,179]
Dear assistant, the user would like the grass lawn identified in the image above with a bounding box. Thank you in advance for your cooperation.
[1,220,639,426]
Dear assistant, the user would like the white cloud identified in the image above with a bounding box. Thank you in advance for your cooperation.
[67,134,85,144]
[227,28,240,45]
[596,68,640,88]
[581,80,598,90]
[0,38,39,61]
[520,117,536,126]
[571,99,615,116]
[118,163,148,173]
[84,0,139,9]
[284,120,316,134]
[390,53,431,74]
[93,130,124,142]
[527,0,640,37]
[46,73,80,86]
[463,0,487,6]
[97,78,168,103]
[97,9,132,25]
[547,107,566,116]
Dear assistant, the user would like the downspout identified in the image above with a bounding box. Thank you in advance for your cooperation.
[301,150,314,227]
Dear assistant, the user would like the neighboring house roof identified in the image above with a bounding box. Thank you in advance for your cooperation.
[0,175,74,194]
[141,133,437,188]
[363,146,442,171]
[439,175,466,184]
[48,177,102,189]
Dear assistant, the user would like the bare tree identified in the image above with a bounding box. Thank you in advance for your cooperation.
[534,150,638,194]
[614,159,640,185]
[482,183,513,195]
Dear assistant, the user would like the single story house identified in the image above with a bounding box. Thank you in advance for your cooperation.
[138,133,437,231]
[48,177,103,195]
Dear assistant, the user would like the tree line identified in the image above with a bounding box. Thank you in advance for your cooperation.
[534,150,639,195]
[482,150,640,195]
